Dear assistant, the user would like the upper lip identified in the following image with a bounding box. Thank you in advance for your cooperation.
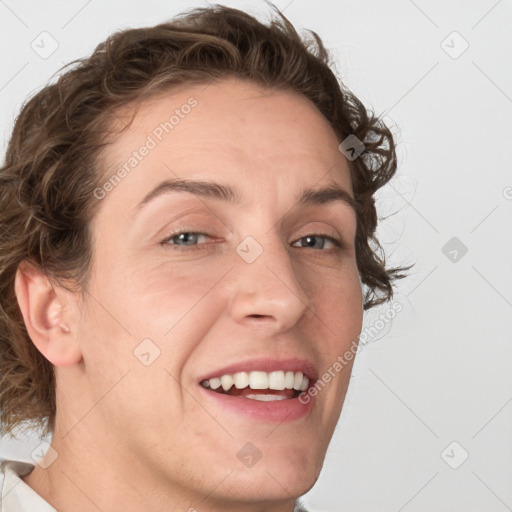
[197,357,318,384]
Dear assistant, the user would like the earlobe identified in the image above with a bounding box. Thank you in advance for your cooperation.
[14,261,82,367]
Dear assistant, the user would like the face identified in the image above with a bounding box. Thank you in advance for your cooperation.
[64,78,363,508]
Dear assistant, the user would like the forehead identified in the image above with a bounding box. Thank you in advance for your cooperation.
[97,78,352,212]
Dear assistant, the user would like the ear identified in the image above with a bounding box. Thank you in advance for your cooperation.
[14,261,83,367]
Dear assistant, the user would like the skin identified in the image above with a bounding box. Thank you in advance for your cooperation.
[15,78,363,512]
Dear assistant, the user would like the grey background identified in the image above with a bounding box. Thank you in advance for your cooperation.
[1,1,511,511]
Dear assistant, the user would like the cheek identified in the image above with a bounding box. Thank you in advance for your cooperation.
[307,268,363,392]
[89,248,224,330]
[126,260,230,335]
[302,262,363,336]
[325,281,363,335]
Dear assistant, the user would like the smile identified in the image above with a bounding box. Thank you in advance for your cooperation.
[200,370,309,401]
[196,358,318,421]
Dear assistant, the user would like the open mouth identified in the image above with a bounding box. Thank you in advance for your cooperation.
[200,370,310,402]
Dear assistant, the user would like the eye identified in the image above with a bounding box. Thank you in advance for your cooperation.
[292,234,342,250]
[160,231,343,251]
[161,231,211,248]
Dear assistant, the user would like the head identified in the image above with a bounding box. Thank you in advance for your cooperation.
[0,3,409,508]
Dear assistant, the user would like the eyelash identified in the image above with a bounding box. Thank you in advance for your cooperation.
[160,231,344,251]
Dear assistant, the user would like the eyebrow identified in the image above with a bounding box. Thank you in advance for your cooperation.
[134,178,357,215]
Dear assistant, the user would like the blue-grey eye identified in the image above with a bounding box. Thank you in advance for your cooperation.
[166,233,207,245]
[294,235,340,249]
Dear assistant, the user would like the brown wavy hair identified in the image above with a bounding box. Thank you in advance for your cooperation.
[0,3,411,438]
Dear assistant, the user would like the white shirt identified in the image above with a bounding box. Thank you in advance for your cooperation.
[0,459,56,511]
[1,458,308,511]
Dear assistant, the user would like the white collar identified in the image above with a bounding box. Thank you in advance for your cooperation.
[0,459,56,511]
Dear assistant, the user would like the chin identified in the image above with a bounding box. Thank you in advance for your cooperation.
[221,445,324,502]
[217,469,319,506]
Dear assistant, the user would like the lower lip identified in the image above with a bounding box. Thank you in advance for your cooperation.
[198,385,316,422]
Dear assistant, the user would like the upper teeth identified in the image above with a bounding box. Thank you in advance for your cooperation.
[202,370,309,392]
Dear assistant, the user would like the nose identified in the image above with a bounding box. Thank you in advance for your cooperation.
[228,235,314,332]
